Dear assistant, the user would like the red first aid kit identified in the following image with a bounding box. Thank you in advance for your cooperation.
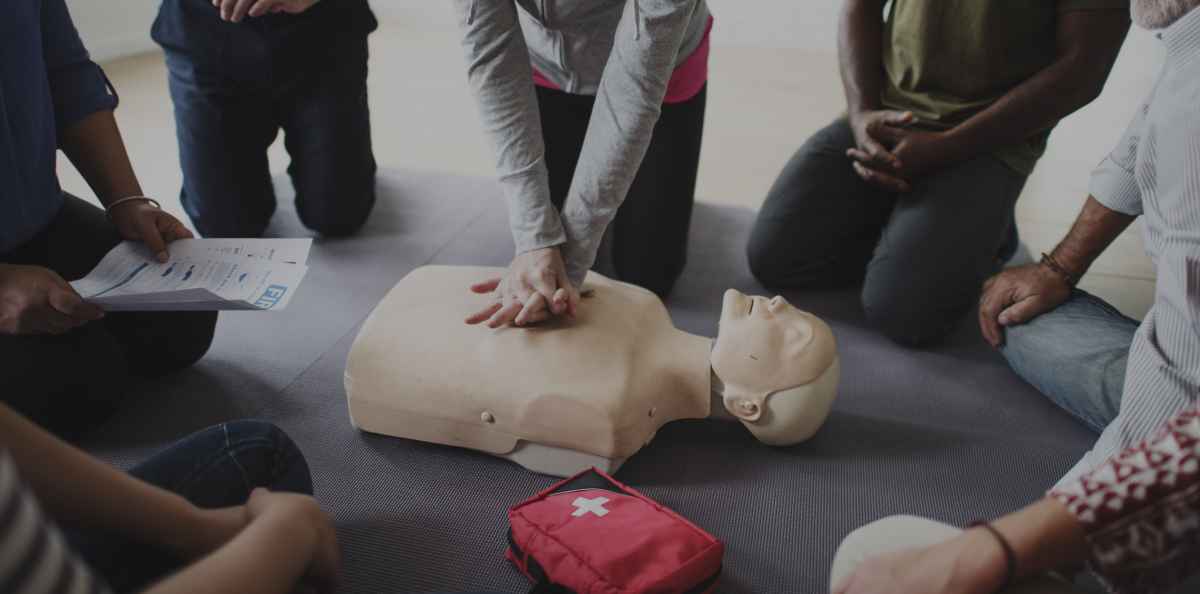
[506,468,724,594]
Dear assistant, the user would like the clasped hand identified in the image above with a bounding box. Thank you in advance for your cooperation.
[0,200,190,336]
[465,246,580,328]
[847,110,956,192]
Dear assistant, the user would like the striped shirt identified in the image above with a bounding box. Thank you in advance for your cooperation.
[1059,7,1200,486]
[0,450,109,594]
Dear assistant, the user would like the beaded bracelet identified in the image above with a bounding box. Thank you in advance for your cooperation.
[1040,252,1079,287]
[105,195,161,220]
[968,521,1018,591]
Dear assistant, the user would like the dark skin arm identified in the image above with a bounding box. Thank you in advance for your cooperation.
[58,109,191,262]
[979,196,1135,346]
[848,5,1130,189]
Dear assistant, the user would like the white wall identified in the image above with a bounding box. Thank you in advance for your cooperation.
[68,1,844,61]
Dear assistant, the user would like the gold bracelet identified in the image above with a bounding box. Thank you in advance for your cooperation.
[104,195,161,219]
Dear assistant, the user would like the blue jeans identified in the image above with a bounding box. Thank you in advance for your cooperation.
[164,36,376,238]
[1000,290,1138,433]
[73,420,312,593]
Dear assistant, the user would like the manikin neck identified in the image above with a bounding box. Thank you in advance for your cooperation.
[656,327,717,420]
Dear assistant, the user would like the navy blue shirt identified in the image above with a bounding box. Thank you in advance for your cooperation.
[152,0,377,80]
[0,0,119,254]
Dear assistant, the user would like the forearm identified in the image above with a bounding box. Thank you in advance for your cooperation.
[454,0,565,254]
[838,0,887,115]
[144,511,314,594]
[944,12,1127,159]
[558,0,695,283]
[1049,196,1135,279]
[59,109,143,207]
[0,405,200,550]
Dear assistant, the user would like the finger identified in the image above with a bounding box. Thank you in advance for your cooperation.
[550,288,570,317]
[870,124,908,145]
[465,302,502,325]
[48,286,103,321]
[470,278,501,294]
[977,287,1011,347]
[486,301,523,329]
[135,215,170,262]
[219,0,235,20]
[514,292,547,326]
[847,148,900,172]
[858,135,903,169]
[29,304,81,335]
[998,295,1046,327]
[231,0,256,21]
[248,0,275,17]
[852,162,910,193]
[158,214,193,243]
[883,110,914,126]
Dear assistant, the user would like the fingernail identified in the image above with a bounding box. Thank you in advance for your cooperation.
[157,251,169,262]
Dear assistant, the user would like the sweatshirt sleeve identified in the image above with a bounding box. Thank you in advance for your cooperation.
[452,0,567,256]
[557,0,700,285]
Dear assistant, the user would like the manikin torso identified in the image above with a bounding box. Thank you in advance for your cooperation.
[345,266,839,476]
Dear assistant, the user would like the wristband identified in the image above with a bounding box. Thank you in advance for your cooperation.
[1039,252,1079,287]
[105,195,161,219]
[968,521,1017,591]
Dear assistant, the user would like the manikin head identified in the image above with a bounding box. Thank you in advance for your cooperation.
[1133,0,1200,28]
[710,289,839,446]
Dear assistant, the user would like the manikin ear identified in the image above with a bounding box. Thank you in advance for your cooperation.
[739,358,840,447]
[723,393,766,422]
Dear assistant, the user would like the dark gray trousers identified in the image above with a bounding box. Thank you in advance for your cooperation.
[747,119,1027,346]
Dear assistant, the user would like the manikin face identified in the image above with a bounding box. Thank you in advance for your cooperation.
[711,289,838,444]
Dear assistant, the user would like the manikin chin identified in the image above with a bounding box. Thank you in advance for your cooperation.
[345,266,840,476]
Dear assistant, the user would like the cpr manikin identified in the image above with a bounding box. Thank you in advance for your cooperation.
[345,266,840,476]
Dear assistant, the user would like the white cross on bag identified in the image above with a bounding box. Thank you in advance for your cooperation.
[571,496,610,518]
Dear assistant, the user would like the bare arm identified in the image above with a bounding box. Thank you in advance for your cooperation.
[1049,196,1136,280]
[945,9,1129,160]
[838,0,887,117]
[0,404,217,552]
[59,109,143,208]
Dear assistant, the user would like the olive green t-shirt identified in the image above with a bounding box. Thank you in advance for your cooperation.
[881,0,1128,175]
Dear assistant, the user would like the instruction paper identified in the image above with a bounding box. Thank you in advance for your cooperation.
[71,239,312,311]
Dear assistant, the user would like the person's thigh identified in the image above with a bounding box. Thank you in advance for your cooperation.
[602,86,706,298]
[831,515,1081,594]
[746,118,895,289]
[165,51,279,238]
[536,85,593,211]
[73,421,312,592]
[281,38,377,237]
[862,155,1025,346]
[1001,290,1137,433]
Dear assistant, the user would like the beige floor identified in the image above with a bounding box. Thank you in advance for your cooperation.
[59,23,1156,319]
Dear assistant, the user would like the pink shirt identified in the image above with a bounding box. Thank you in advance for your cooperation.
[532,16,713,104]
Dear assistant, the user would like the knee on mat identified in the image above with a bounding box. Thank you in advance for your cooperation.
[746,224,840,289]
[295,177,376,238]
[136,312,218,375]
[222,420,314,496]
[861,289,959,348]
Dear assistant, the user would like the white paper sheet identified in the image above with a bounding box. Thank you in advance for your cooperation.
[70,239,312,311]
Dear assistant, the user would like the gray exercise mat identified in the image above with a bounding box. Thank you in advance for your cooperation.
[81,170,1096,593]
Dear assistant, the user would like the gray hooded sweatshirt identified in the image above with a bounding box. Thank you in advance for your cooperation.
[454,0,711,285]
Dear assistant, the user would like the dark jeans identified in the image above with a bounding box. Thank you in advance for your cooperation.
[165,37,376,238]
[747,118,1027,346]
[0,196,217,436]
[70,420,313,593]
[537,84,707,298]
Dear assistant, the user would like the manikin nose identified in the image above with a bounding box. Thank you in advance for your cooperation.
[767,296,785,312]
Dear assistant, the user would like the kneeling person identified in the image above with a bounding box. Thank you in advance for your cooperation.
[747,0,1128,346]
[152,0,378,238]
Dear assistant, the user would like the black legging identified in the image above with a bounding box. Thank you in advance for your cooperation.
[0,196,217,436]
[536,84,706,298]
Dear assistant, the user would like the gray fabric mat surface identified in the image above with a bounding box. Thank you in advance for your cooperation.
[81,170,1097,593]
